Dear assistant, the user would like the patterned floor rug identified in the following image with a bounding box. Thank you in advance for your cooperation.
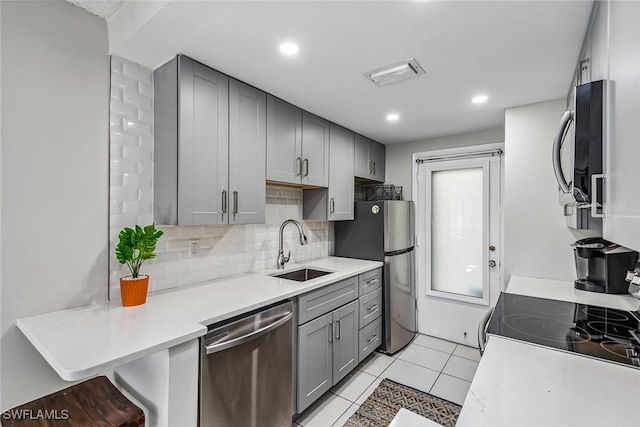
[343,379,462,427]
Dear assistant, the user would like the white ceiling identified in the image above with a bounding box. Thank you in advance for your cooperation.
[112,1,594,145]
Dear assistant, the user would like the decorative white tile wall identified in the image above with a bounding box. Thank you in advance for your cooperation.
[109,56,330,299]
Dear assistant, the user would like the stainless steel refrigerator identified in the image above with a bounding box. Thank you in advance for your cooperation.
[334,201,416,354]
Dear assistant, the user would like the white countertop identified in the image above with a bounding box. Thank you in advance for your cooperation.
[457,275,640,426]
[457,336,640,427]
[17,256,382,381]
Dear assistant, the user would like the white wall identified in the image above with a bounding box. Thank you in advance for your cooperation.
[0,1,109,410]
[109,56,330,299]
[385,128,504,200]
[504,99,599,283]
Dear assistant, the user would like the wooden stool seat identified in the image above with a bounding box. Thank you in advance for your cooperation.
[2,376,144,426]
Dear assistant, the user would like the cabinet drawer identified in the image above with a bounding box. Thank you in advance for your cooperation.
[359,288,382,328]
[298,276,358,324]
[359,316,382,361]
[359,268,382,295]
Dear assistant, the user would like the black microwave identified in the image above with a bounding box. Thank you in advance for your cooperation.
[552,80,604,210]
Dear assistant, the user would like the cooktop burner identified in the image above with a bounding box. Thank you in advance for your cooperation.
[487,293,640,368]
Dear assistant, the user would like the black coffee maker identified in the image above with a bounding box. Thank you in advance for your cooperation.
[572,237,639,294]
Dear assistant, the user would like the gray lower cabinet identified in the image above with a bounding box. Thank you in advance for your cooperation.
[357,268,383,361]
[296,278,360,413]
[153,55,266,226]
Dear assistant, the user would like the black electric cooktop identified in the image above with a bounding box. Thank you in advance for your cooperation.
[487,293,640,368]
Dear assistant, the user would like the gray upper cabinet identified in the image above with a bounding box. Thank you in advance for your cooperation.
[301,112,330,187]
[229,78,266,225]
[154,55,229,226]
[266,96,302,184]
[302,124,355,221]
[328,124,355,220]
[354,134,385,182]
[153,55,265,226]
[266,96,329,187]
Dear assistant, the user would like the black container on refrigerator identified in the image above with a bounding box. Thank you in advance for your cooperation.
[334,201,416,354]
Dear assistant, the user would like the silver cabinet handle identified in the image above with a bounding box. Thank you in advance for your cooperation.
[366,304,378,312]
[366,277,378,285]
[330,198,335,214]
[372,160,376,175]
[337,319,341,340]
[205,311,292,355]
[302,158,309,178]
[591,173,604,218]
[329,322,334,343]
[221,190,228,217]
[296,157,302,177]
[366,334,378,343]
[233,191,238,214]
[552,110,573,194]
[368,160,373,175]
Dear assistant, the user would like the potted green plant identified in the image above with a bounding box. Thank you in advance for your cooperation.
[115,224,163,307]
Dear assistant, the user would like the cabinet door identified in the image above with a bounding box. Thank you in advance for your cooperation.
[370,141,386,183]
[332,301,359,384]
[297,313,333,413]
[266,95,302,184]
[604,1,640,252]
[229,79,266,225]
[178,56,229,225]
[328,124,355,221]
[301,112,329,187]
[354,134,371,179]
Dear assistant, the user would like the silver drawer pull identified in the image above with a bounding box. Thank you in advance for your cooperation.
[337,319,341,340]
[366,304,378,311]
[366,278,378,285]
[366,334,378,342]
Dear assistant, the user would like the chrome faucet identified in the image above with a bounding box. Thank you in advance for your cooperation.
[277,219,308,269]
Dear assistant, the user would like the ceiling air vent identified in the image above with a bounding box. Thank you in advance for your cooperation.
[364,58,425,87]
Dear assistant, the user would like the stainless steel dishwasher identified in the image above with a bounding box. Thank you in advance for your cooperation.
[199,300,293,427]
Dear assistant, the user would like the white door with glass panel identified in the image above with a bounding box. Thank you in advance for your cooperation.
[415,148,502,347]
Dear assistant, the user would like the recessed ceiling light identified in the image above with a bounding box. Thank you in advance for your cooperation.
[279,42,301,55]
[472,95,488,104]
[387,114,399,121]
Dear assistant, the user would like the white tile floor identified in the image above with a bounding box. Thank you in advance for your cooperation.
[293,334,481,427]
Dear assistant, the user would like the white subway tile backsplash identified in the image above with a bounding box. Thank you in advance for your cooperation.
[111,73,140,92]
[123,61,152,83]
[139,81,152,97]
[109,55,331,300]
[123,91,152,110]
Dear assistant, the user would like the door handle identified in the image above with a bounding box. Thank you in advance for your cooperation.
[336,319,341,340]
[366,304,378,311]
[366,334,378,343]
[330,198,335,214]
[296,157,302,177]
[302,158,309,178]
[372,160,376,175]
[221,190,227,218]
[233,191,238,215]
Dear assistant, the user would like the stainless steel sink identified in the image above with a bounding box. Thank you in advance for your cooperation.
[272,268,332,282]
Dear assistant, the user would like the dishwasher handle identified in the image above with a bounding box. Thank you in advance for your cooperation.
[205,311,292,355]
